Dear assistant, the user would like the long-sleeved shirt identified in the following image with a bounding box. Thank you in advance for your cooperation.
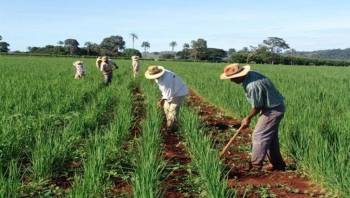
[74,64,85,75]
[242,71,284,109]
[100,62,112,75]
[155,70,188,102]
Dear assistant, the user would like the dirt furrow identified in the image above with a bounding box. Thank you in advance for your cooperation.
[161,125,200,198]
[108,86,146,197]
[187,89,326,198]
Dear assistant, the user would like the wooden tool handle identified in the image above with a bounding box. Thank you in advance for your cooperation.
[219,127,243,157]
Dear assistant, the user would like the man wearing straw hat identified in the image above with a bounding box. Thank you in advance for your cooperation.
[220,63,286,171]
[73,60,86,80]
[131,55,140,78]
[145,65,188,131]
[100,56,118,85]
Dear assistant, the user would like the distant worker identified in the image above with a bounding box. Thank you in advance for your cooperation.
[145,65,188,131]
[100,56,118,85]
[131,55,140,78]
[73,60,86,80]
[220,63,286,171]
[96,56,102,69]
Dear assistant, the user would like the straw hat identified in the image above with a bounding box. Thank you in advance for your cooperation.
[145,65,165,79]
[102,56,109,61]
[220,63,250,80]
[73,60,83,66]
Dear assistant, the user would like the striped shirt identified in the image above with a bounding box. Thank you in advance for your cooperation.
[242,71,284,109]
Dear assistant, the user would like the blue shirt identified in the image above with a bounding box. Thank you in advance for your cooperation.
[242,71,284,109]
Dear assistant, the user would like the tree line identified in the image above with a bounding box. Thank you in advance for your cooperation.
[1,33,350,66]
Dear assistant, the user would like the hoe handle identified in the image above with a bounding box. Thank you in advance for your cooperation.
[219,127,243,157]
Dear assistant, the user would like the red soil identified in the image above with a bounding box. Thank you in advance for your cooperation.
[161,126,197,198]
[187,89,326,198]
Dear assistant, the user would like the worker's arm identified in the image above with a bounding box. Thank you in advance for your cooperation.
[240,107,261,129]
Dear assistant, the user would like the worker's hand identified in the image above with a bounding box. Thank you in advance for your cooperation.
[157,99,165,108]
[240,117,251,130]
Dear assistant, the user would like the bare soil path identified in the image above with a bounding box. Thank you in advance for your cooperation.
[187,89,326,198]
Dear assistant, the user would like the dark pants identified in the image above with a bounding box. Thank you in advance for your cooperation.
[103,73,112,85]
[251,104,286,169]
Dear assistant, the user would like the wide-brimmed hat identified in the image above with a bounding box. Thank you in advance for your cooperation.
[73,60,83,66]
[102,56,109,61]
[145,65,165,79]
[220,63,250,80]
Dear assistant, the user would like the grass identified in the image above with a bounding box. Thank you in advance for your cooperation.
[1,56,349,196]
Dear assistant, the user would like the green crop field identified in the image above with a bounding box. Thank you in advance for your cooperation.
[0,56,349,197]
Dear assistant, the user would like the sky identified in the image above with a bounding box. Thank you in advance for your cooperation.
[1,0,350,52]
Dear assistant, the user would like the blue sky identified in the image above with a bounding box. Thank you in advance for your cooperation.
[1,0,350,52]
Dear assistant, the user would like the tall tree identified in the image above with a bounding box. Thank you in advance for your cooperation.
[64,39,79,55]
[263,37,290,54]
[57,40,64,46]
[130,33,138,49]
[141,41,150,53]
[183,43,190,49]
[84,42,93,55]
[190,38,207,61]
[100,35,125,56]
[0,35,2,41]
[169,41,177,52]
[0,42,10,53]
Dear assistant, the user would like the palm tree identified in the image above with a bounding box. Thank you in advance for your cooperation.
[169,41,177,52]
[130,33,138,49]
[141,41,150,53]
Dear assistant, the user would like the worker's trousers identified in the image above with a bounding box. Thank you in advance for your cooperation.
[163,96,185,130]
[251,104,286,169]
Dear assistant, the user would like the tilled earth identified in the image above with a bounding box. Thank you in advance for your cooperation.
[187,89,326,198]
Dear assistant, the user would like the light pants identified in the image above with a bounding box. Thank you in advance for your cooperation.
[251,104,286,169]
[74,73,85,80]
[163,96,185,129]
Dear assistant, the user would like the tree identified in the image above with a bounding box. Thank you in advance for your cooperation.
[183,43,190,49]
[64,39,79,55]
[130,33,138,49]
[122,48,142,58]
[0,42,10,52]
[206,48,227,62]
[141,41,150,53]
[100,35,125,56]
[57,41,64,46]
[190,38,207,60]
[169,41,177,52]
[0,35,2,41]
[177,43,191,59]
[228,48,236,55]
[263,37,290,54]
[84,42,93,55]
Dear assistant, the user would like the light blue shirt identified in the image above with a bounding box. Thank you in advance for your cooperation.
[242,71,284,109]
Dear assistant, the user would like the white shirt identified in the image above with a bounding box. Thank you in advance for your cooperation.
[155,70,188,102]
[74,64,85,74]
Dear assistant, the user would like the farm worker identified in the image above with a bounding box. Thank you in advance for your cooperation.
[100,56,118,85]
[220,63,286,171]
[73,60,86,80]
[131,55,140,78]
[145,65,188,131]
[96,56,102,69]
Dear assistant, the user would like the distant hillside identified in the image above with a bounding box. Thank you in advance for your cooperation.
[296,48,350,61]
